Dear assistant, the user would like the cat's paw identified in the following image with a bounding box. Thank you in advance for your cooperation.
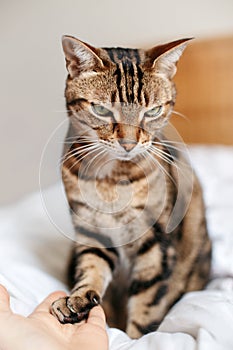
[51,290,100,324]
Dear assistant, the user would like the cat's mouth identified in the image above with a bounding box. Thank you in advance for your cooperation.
[100,140,151,161]
[100,139,151,162]
[108,147,147,162]
[115,153,137,161]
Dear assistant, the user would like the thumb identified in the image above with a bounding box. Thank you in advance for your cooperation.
[0,285,11,313]
[86,305,106,330]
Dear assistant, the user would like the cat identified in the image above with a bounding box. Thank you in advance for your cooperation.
[51,35,212,339]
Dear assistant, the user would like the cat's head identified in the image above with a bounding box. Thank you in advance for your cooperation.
[62,36,191,161]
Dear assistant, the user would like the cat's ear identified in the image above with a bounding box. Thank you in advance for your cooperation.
[145,38,192,78]
[62,35,104,78]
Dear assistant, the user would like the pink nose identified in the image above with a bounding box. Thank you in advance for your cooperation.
[119,139,137,152]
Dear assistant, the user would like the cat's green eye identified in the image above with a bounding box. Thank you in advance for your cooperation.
[144,106,163,118]
[91,104,112,117]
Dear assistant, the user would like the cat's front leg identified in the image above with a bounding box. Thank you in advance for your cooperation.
[51,244,118,324]
[126,283,169,339]
[125,242,175,339]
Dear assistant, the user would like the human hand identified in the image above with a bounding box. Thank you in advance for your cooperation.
[0,284,108,350]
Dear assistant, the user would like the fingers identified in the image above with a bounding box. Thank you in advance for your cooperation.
[87,305,106,330]
[0,284,11,313]
[32,291,67,314]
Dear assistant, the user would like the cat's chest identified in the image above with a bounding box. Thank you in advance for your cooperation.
[69,169,167,245]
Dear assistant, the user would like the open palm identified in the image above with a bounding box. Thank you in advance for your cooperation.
[0,285,108,350]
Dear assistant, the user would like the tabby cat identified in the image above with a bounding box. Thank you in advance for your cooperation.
[51,35,212,339]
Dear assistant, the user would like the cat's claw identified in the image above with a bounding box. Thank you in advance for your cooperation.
[51,290,100,324]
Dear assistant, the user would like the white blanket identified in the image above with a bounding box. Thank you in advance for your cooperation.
[0,146,233,349]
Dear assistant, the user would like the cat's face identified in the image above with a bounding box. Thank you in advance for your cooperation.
[63,37,190,161]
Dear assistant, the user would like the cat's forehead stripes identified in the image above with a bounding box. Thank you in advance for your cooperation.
[103,48,146,105]
[103,48,141,64]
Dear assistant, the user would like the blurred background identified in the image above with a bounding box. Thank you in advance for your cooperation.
[1,0,233,205]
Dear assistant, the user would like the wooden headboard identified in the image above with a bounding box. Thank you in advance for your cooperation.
[171,36,233,145]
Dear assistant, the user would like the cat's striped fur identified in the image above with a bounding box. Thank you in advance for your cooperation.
[51,36,212,338]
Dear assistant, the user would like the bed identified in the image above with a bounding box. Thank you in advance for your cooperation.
[1,37,233,349]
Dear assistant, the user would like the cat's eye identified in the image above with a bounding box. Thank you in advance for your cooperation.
[144,106,163,118]
[91,104,113,117]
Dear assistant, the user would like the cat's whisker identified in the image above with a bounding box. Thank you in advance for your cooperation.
[65,135,99,142]
[61,140,94,144]
[59,149,88,168]
[154,139,184,145]
[64,142,98,154]
[60,144,100,168]
[152,140,185,153]
[65,144,99,160]
[149,146,181,173]
[148,146,190,184]
[151,144,176,160]
[149,147,177,167]
[63,139,97,145]
[59,143,99,166]
[93,149,108,169]
[148,151,179,183]
[66,154,88,171]
[66,134,97,139]
[172,110,190,121]
[67,146,103,171]
[148,147,184,178]
[82,147,107,176]
[87,150,109,177]
[146,150,171,176]
[140,151,154,172]
[150,144,189,169]
[59,136,99,146]
[146,150,177,188]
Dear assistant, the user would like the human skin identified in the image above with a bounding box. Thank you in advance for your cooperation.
[0,285,108,350]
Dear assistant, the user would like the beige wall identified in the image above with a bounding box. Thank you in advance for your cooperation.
[1,0,233,204]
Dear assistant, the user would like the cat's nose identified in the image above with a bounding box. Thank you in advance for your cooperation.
[119,139,137,152]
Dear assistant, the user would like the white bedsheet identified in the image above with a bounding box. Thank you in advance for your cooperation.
[0,145,233,349]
